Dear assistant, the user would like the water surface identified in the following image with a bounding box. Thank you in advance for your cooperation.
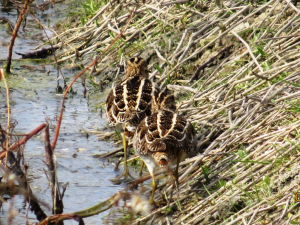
[0,1,123,224]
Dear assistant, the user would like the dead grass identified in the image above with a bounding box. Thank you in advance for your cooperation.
[46,0,300,224]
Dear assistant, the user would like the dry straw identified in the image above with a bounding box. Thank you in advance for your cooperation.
[47,0,300,224]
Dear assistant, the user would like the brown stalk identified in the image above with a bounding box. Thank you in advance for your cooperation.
[6,151,47,221]
[6,0,29,73]
[44,124,63,215]
[8,123,47,151]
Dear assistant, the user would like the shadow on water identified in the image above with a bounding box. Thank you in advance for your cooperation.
[0,0,124,224]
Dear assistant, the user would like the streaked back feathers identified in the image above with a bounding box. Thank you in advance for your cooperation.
[134,109,197,167]
[152,88,176,112]
[106,57,158,131]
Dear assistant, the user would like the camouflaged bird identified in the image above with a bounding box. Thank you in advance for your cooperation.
[105,57,159,181]
[106,57,159,137]
[133,88,197,204]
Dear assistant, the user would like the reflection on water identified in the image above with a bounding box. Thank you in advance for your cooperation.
[0,1,123,224]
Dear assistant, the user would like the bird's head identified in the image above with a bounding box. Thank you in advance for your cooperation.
[126,57,149,78]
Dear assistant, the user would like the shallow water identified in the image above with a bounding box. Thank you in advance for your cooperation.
[0,1,124,224]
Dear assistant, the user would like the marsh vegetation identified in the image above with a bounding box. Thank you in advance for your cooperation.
[1,0,300,224]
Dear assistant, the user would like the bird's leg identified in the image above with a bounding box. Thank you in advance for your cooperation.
[110,133,135,183]
[139,161,144,177]
[122,132,130,176]
[149,173,158,205]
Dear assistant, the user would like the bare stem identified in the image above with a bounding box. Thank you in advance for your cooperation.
[6,0,29,73]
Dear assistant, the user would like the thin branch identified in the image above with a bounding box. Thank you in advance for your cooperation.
[231,31,263,73]
[6,0,28,73]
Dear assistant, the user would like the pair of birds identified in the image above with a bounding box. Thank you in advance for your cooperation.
[105,57,197,204]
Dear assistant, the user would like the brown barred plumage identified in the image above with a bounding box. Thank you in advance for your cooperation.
[134,109,197,168]
[133,88,197,204]
[105,57,160,182]
[106,57,159,137]
[151,87,177,112]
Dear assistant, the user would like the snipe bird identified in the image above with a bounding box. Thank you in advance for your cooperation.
[106,57,158,181]
[133,89,197,204]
